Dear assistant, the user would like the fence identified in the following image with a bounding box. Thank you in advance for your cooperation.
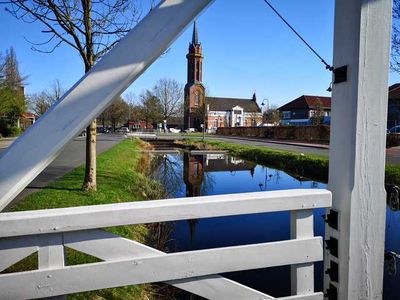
[0,189,331,299]
[216,125,331,143]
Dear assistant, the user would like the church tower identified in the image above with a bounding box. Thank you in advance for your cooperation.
[184,21,206,129]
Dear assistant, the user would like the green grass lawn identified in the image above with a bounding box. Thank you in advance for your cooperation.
[5,138,165,300]
[182,139,400,186]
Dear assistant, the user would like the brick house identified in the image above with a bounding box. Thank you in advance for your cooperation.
[277,95,331,125]
[387,83,400,129]
[184,22,262,131]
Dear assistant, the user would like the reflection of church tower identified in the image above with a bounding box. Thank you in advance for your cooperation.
[183,153,204,197]
[184,21,206,129]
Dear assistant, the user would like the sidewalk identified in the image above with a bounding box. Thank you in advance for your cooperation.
[0,137,17,149]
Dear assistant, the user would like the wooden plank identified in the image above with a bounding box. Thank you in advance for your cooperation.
[38,234,66,300]
[0,189,332,238]
[0,237,322,299]
[290,210,314,295]
[279,293,323,300]
[326,0,392,298]
[64,229,274,299]
[0,0,214,211]
[0,235,38,272]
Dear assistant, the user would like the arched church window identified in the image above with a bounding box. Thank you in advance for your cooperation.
[196,61,200,81]
[194,91,200,106]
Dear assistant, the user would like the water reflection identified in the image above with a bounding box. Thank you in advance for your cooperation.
[150,152,325,298]
[150,152,400,299]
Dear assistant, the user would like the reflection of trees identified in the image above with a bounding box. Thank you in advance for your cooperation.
[259,167,282,191]
[150,154,184,197]
[201,171,215,195]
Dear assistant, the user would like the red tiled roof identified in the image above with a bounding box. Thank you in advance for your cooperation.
[21,112,38,119]
[278,95,331,111]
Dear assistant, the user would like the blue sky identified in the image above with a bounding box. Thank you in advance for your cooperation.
[0,0,398,107]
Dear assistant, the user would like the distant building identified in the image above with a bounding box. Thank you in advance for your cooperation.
[184,22,262,130]
[279,86,400,128]
[278,95,331,125]
[18,112,37,130]
[388,84,400,129]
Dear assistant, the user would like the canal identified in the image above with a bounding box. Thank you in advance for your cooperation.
[149,151,399,299]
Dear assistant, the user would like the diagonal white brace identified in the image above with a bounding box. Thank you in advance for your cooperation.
[64,229,274,300]
[0,0,214,211]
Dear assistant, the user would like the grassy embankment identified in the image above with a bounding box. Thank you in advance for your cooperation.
[5,138,165,300]
[181,139,400,185]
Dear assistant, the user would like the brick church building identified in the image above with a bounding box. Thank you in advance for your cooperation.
[184,22,263,131]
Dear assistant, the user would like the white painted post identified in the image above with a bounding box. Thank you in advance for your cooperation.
[38,234,66,299]
[325,0,392,299]
[290,210,314,295]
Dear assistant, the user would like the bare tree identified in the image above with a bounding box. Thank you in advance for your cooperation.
[392,1,400,72]
[1,0,141,191]
[153,78,183,122]
[263,105,281,125]
[104,97,129,130]
[310,98,324,125]
[29,80,64,116]
[139,90,162,127]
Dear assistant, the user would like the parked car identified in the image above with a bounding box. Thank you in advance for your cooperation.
[388,125,400,134]
[184,128,196,133]
[116,127,130,134]
[169,128,181,133]
[99,127,110,134]
[79,129,86,137]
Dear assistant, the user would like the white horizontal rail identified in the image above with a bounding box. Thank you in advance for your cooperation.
[0,237,322,299]
[0,189,331,238]
[65,229,275,300]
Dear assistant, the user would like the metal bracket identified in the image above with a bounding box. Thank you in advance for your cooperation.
[324,284,338,300]
[325,260,339,282]
[325,237,339,258]
[385,251,400,275]
[323,210,339,230]
[385,184,400,211]
[333,65,347,84]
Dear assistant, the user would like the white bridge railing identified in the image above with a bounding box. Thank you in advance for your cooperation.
[0,189,331,300]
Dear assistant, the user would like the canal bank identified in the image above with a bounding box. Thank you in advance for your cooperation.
[179,138,400,186]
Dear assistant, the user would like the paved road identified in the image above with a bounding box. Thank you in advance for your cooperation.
[4,134,124,208]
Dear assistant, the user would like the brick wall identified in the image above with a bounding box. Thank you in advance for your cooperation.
[216,125,331,143]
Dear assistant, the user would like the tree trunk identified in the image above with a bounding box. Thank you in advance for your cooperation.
[82,119,97,191]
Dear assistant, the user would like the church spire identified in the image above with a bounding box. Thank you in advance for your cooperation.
[192,21,199,45]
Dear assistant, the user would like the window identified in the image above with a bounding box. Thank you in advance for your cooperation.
[194,91,200,106]
[283,111,291,119]
[196,61,200,81]
[234,110,242,115]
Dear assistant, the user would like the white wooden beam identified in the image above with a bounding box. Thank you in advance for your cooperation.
[0,190,332,238]
[0,0,214,211]
[38,233,66,300]
[0,235,38,272]
[326,0,392,299]
[0,237,322,299]
[64,229,275,300]
[290,210,314,295]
